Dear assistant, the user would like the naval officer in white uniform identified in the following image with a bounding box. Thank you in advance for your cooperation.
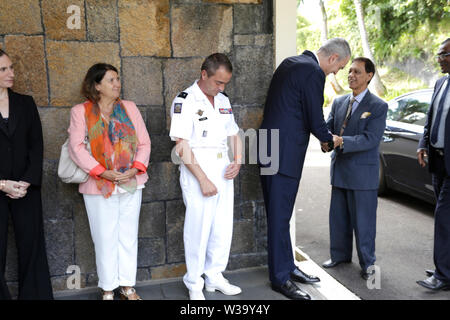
[169,53,242,300]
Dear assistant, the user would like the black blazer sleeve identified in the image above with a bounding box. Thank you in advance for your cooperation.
[20,96,44,186]
[302,70,332,142]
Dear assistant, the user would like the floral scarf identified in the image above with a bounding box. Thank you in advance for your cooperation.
[85,99,137,198]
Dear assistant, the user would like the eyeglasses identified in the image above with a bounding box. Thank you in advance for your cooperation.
[436,52,450,59]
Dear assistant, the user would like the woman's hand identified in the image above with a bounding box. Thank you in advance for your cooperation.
[18,181,31,191]
[1,180,27,199]
[100,170,123,183]
[115,168,139,184]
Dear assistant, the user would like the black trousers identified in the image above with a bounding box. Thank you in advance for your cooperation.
[260,172,299,286]
[431,153,450,282]
[0,187,53,300]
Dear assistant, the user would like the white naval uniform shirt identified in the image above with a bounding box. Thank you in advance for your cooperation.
[169,80,239,150]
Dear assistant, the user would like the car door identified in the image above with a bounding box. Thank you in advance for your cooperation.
[381,91,434,197]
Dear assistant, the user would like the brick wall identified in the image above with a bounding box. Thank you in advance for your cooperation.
[0,0,273,294]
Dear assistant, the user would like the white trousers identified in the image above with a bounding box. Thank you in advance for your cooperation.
[83,189,142,291]
[180,148,234,292]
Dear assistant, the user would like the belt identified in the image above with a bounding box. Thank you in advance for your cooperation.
[435,148,445,157]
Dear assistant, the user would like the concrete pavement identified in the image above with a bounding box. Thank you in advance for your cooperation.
[296,133,450,300]
[54,248,359,300]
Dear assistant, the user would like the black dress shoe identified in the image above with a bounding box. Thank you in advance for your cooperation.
[417,276,450,291]
[290,267,320,284]
[322,259,351,269]
[425,269,434,277]
[360,268,375,280]
[272,279,311,300]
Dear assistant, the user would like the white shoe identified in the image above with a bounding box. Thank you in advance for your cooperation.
[189,290,205,300]
[205,281,242,295]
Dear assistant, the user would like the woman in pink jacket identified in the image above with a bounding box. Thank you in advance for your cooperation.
[68,63,150,300]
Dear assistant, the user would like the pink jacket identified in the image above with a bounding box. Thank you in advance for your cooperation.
[68,100,151,195]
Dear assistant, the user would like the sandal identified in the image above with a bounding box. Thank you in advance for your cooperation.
[102,290,114,300]
[119,287,142,300]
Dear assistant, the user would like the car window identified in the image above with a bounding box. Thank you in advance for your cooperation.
[387,92,432,126]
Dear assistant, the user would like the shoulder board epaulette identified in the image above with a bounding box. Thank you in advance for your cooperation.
[221,91,228,97]
[177,92,188,99]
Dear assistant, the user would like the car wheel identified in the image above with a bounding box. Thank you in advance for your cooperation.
[378,157,388,196]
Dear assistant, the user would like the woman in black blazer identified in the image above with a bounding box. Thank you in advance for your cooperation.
[0,49,53,299]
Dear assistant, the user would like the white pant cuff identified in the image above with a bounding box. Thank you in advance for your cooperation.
[98,282,119,291]
[205,272,225,285]
[183,276,204,292]
[118,281,136,287]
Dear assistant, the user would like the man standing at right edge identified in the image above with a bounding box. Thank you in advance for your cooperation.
[259,38,351,300]
[417,38,450,291]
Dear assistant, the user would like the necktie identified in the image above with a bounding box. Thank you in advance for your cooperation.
[431,78,450,144]
[339,97,355,136]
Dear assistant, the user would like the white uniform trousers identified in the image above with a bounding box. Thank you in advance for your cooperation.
[180,148,234,292]
[83,189,142,291]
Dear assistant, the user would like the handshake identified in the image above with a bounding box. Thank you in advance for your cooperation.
[321,135,343,153]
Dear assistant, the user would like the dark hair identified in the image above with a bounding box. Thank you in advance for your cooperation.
[81,63,119,103]
[442,38,450,46]
[0,49,8,57]
[201,53,232,77]
[352,57,376,84]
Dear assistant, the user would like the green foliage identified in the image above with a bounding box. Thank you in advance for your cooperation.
[340,0,449,68]
[377,66,428,101]
[296,14,321,54]
[297,0,445,106]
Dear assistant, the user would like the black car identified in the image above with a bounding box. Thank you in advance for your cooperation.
[379,89,435,204]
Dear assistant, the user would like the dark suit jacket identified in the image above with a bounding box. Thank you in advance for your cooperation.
[327,91,388,190]
[419,75,450,175]
[0,89,43,186]
[259,50,332,179]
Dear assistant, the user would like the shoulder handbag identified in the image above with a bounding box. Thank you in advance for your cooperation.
[58,130,91,184]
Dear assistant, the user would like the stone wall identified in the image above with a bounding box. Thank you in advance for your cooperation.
[0,0,273,294]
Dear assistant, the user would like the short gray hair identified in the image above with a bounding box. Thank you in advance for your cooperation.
[318,38,351,61]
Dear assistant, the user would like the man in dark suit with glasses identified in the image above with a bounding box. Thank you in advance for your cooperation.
[417,38,450,291]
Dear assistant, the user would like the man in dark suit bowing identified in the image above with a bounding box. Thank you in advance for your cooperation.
[417,38,450,291]
[259,38,351,300]
[321,58,387,281]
